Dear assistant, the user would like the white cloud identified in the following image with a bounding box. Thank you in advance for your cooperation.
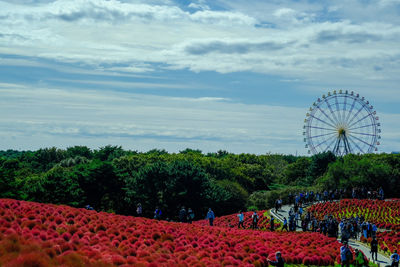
[0,0,254,25]
[378,0,400,6]
[1,0,400,88]
[0,85,306,154]
[273,8,296,18]
[0,0,399,155]
[1,84,397,154]
[107,63,154,73]
[188,1,210,11]
[47,78,196,90]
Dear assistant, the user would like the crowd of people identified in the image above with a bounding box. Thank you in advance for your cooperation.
[282,188,400,266]
[287,187,385,207]
[130,186,390,266]
[131,186,384,223]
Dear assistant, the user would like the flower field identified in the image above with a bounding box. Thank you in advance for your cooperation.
[308,199,400,230]
[309,199,400,255]
[372,231,400,254]
[194,210,282,230]
[0,199,343,266]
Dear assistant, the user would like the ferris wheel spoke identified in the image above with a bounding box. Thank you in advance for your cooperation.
[350,132,376,137]
[314,134,337,149]
[309,114,336,128]
[347,135,365,154]
[316,106,339,126]
[347,105,365,126]
[342,95,348,125]
[332,137,341,155]
[349,123,376,131]
[348,113,373,129]
[306,126,336,132]
[334,96,342,124]
[309,132,336,139]
[324,136,338,152]
[349,134,374,150]
[325,99,341,125]
[344,97,357,123]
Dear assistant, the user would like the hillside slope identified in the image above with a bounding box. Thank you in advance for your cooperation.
[0,199,341,266]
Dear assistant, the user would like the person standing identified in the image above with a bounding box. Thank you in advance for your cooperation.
[295,211,300,228]
[354,249,365,267]
[187,208,194,224]
[367,222,372,238]
[370,237,378,261]
[379,187,384,200]
[270,215,275,231]
[289,214,295,231]
[275,199,280,213]
[391,250,400,267]
[372,224,377,238]
[154,207,162,220]
[362,221,368,239]
[251,212,259,229]
[179,206,187,223]
[206,208,215,226]
[136,203,142,216]
[268,251,284,267]
[340,241,352,267]
[282,217,288,231]
[237,211,245,229]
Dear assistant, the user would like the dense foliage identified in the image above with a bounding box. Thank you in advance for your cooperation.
[0,147,399,218]
[0,199,343,266]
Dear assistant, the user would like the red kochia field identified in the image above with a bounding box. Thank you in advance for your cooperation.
[308,199,400,230]
[0,199,341,266]
[194,210,282,230]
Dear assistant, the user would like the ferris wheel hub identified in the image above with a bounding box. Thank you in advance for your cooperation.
[338,128,346,136]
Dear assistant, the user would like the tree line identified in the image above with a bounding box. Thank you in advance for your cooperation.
[0,146,399,220]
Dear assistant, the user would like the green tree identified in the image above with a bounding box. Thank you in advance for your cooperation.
[306,151,336,185]
[124,160,214,218]
[94,145,125,161]
[24,166,83,206]
[283,157,311,185]
[0,159,19,198]
[66,146,93,159]
[73,160,123,212]
[214,179,248,214]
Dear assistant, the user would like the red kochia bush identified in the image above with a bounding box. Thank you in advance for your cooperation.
[194,210,282,230]
[4,252,51,267]
[0,199,342,266]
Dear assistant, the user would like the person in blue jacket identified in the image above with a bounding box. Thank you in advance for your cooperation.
[340,241,352,267]
[206,208,215,226]
[237,211,245,229]
[154,207,162,220]
[391,250,400,267]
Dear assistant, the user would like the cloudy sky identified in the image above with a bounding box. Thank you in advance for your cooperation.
[0,0,399,154]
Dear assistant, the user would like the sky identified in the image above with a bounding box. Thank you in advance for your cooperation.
[0,0,399,155]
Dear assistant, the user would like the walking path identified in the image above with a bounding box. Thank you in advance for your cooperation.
[270,203,391,266]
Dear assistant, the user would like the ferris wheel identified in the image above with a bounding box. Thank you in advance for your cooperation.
[303,90,381,156]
